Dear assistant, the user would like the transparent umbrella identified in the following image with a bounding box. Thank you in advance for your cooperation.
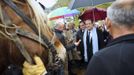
[68,0,115,9]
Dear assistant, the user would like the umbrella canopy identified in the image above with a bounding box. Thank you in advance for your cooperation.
[68,0,115,9]
[79,8,106,22]
[48,7,80,20]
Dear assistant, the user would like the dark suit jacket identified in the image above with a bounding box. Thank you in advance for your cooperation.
[97,28,106,49]
[76,29,84,62]
[85,34,134,75]
[76,28,106,63]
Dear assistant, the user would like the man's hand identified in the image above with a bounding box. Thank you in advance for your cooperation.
[74,40,81,46]
[23,55,47,75]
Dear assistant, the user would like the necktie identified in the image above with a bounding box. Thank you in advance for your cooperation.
[85,31,90,62]
[86,31,90,45]
[86,31,93,62]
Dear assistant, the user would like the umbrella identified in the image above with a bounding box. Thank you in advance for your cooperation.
[68,0,115,9]
[48,7,80,20]
[79,8,106,22]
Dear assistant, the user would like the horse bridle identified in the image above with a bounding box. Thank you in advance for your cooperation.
[1,0,62,70]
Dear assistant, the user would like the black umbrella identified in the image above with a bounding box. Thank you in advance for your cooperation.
[68,0,115,9]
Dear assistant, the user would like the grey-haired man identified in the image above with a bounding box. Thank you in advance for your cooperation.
[85,0,134,75]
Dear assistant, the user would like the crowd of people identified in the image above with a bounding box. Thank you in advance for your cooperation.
[22,0,134,75]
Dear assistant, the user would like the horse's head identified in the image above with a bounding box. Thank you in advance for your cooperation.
[0,0,66,74]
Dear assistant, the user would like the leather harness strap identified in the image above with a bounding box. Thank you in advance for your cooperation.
[11,34,34,63]
[3,0,58,56]
[3,0,38,34]
[2,0,63,69]
[0,5,33,63]
[16,29,49,49]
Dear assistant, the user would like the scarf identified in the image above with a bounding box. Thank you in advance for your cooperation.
[83,27,99,62]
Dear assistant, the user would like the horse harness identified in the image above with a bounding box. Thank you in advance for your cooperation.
[0,0,63,71]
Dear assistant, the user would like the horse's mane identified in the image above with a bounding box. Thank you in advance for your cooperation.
[0,0,66,63]
[0,1,66,74]
[26,0,66,60]
[27,0,52,39]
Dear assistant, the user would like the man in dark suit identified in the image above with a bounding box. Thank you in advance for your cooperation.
[76,21,86,63]
[74,19,106,75]
[83,19,106,64]
[85,0,134,75]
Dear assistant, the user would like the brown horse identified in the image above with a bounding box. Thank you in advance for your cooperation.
[0,0,66,74]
